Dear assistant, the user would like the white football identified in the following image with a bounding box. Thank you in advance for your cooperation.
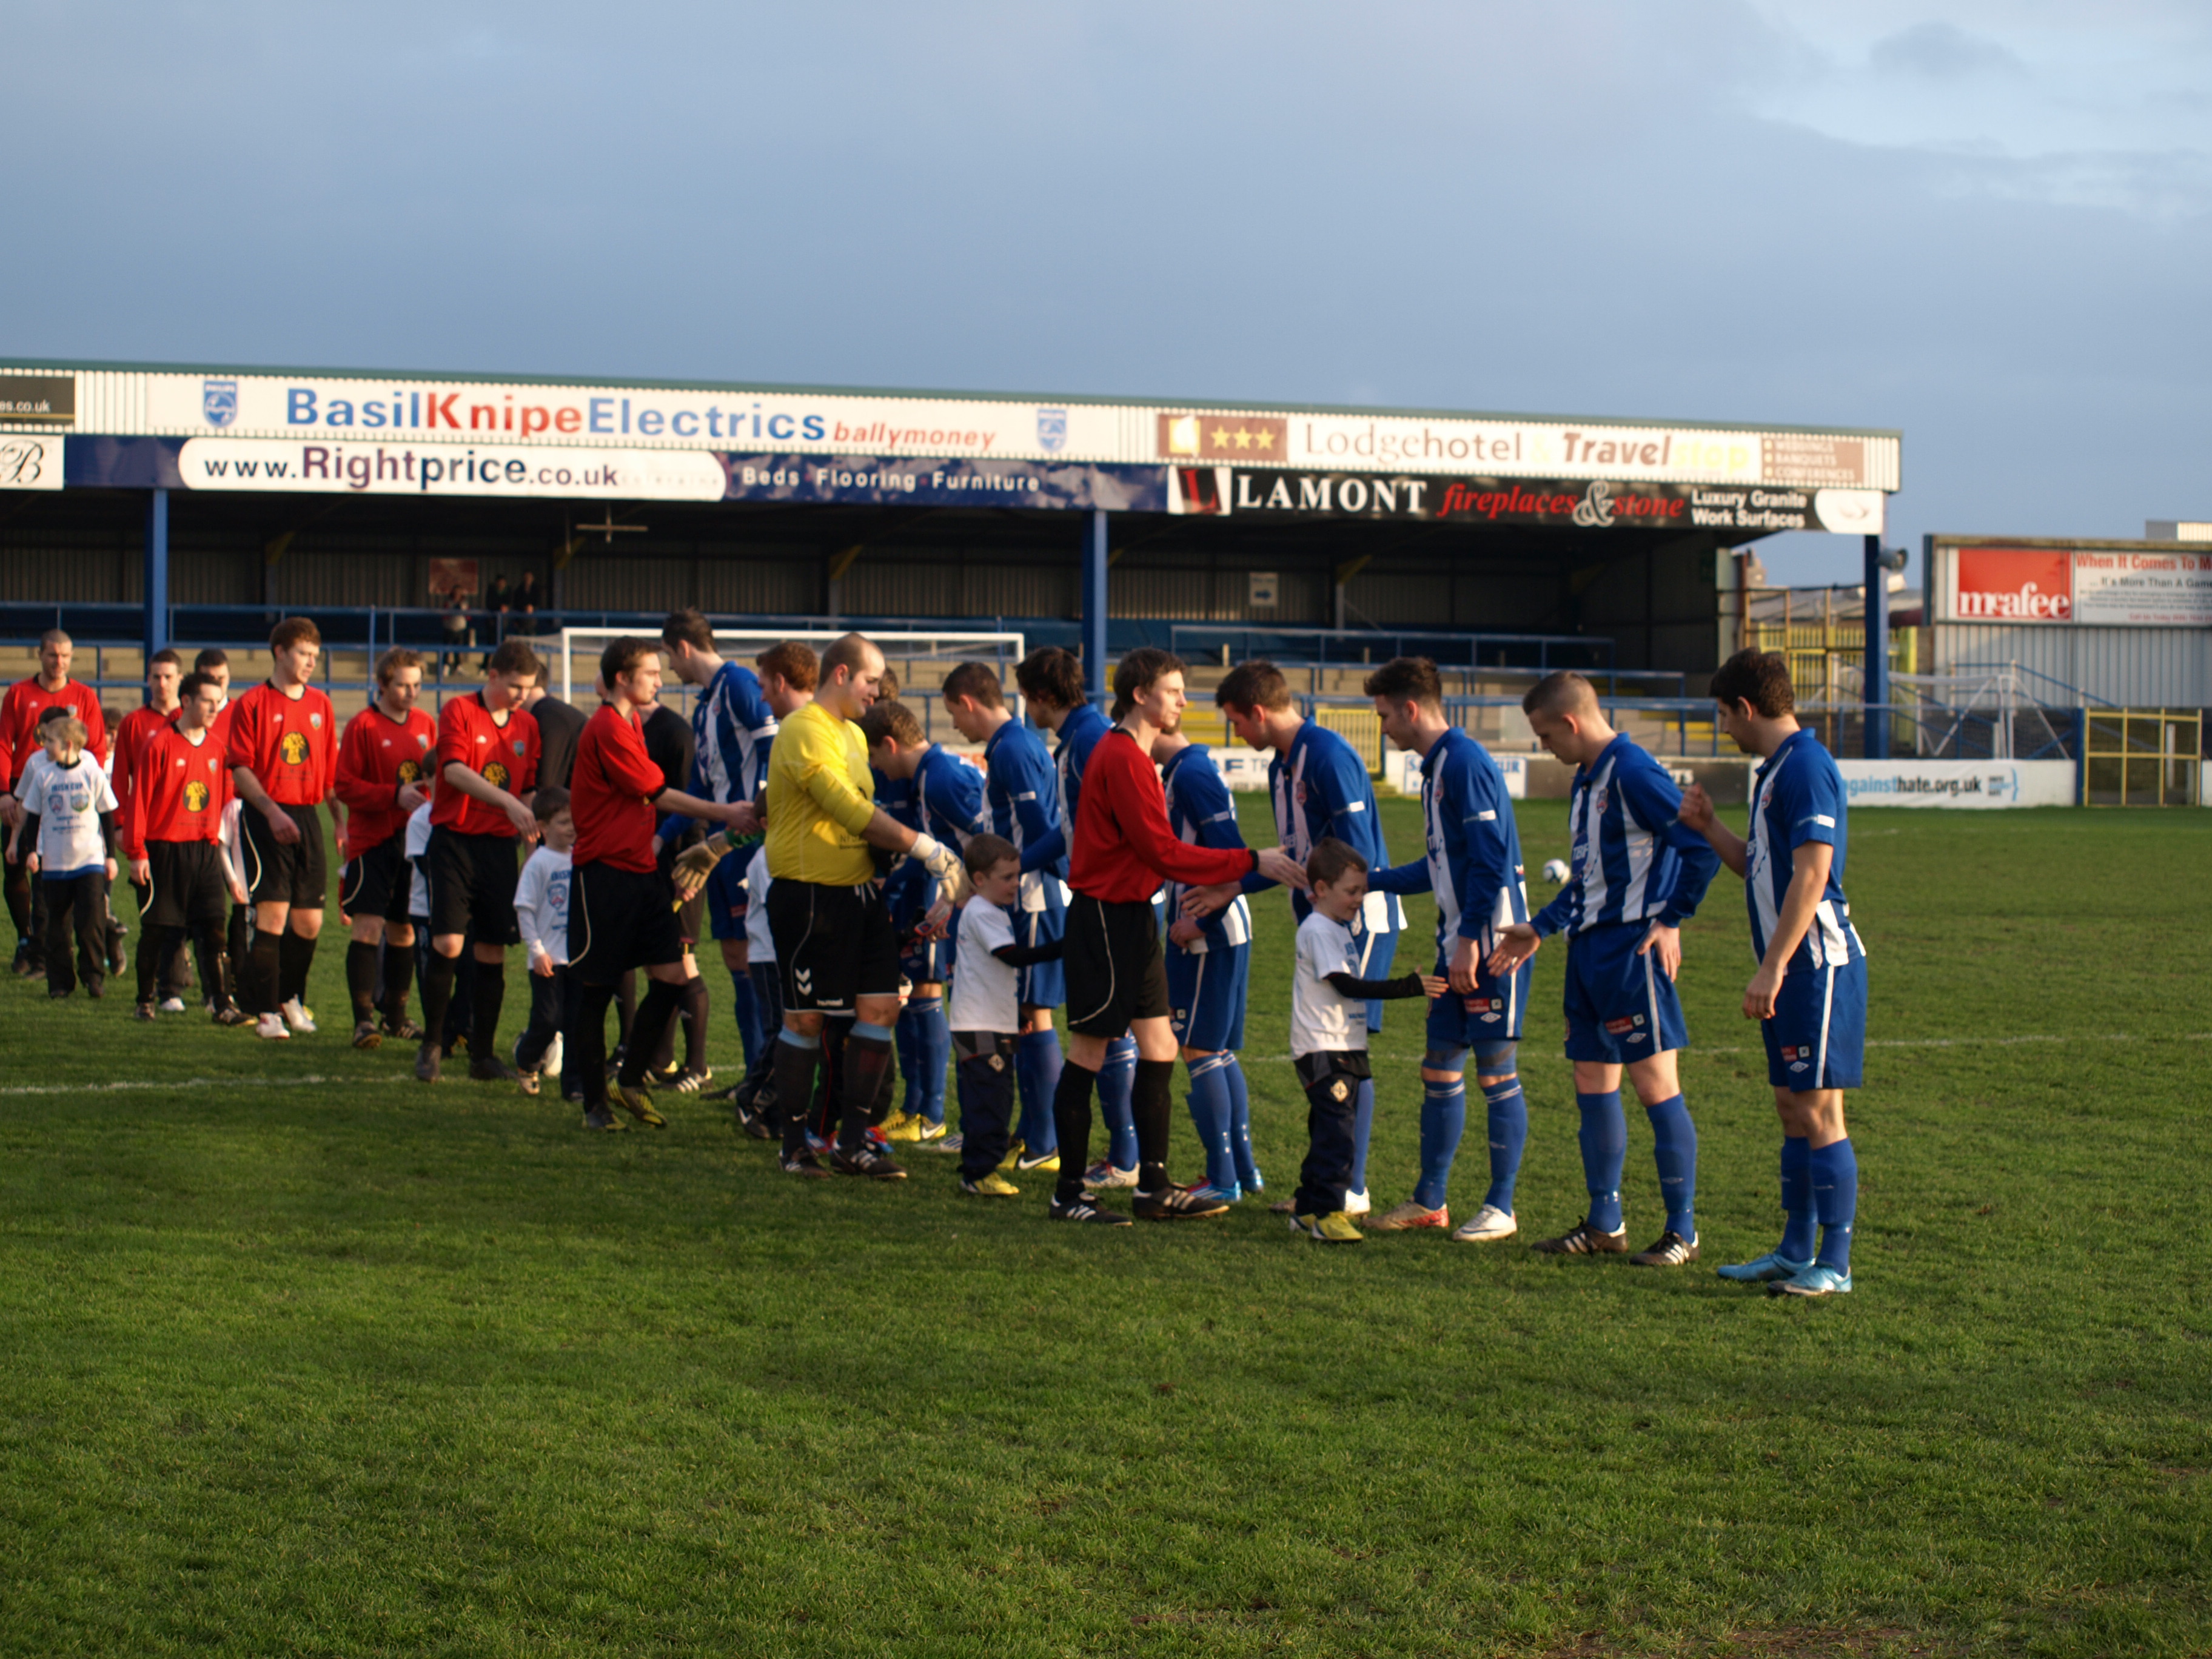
[1541,857,1570,885]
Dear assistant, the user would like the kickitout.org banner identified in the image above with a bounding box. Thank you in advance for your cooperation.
[60,435,1167,511]
[1167,467,1885,535]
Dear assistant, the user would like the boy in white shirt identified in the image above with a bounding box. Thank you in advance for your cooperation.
[949,834,1065,1198]
[15,716,121,999]
[513,785,574,1103]
[1289,837,1444,1243]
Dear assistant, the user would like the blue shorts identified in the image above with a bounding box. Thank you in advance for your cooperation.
[705,856,748,943]
[1166,939,1248,1051]
[1424,945,1529,1054]
[1013,905,1064,1010]
[1763,951,1866,1091]
[1561,920,1689,1064]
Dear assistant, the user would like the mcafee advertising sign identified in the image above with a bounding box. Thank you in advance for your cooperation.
[1947,545,2212,628]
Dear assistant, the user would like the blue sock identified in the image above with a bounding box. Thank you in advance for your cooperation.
[1349,1076,1375,1194]
[894,1005,922,1111]
[1576,1091,1627,1232]
[1644,1093,1698,1239]
[1414,1075,1466,1211]
[910,995,950,1125]
[1222,1055,1259,1188]
[1481,1076,1527,1213]
[1014,1028,1062,1155]
[728,969,762,1071]
[1184,1053,1236,1191]
[1779,1136,1817,1260]
[1810,1138,1857,1273]
[1098,1035,1139,1171]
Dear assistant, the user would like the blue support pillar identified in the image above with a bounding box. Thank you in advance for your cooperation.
[1863,533,1889,759]
[144,488,170,666]
[1083,508,1109,706]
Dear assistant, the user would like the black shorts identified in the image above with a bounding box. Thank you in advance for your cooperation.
[142,840,229,929]
[426,826,521,945]
[241,802,327,910]
[1064,892,1170,1039]
[768,878,899,1015]
[568,860,686,985]
[338,836,412,925]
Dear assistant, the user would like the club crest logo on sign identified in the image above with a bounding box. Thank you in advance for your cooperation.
[1036,407,1068,452]
[280,731,309,765]
[203,379,239,428]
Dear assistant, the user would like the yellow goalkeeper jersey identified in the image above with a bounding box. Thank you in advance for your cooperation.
[763,699,877,886]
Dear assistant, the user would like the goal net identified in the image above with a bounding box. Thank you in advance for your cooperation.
[538,626,1030,750]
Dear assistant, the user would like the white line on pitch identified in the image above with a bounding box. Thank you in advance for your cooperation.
[0,1074,414,1098]
[1241,1032,2212,1062]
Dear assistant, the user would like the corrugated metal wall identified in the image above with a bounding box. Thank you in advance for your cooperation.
[1929,623,2211,707]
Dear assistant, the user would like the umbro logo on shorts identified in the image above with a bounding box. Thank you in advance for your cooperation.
[1328,1078,1349,1102]
[988,1054,1005,1071]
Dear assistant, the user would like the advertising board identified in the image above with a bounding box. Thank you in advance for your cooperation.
[1942,545,2212,628]
[1758,758,2075,808]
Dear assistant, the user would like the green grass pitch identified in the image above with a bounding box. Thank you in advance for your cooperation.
[2,797,2207,1657]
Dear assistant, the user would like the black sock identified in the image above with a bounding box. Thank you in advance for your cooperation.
[1052,1063,1099,1204]
[839,1030,895,1152]
[471,957,505,1062]
[618,979,685,1089]
[249,928,284,1015]
[420,953,458,1046]
[773,1036,823,1159]
[138,925,179,1004]
[681,976,709,1073]
[572,980,617,1108]
[192,923,230,1010]
[380,943,415,1027]
[345,942,380,1024]
[278,930,316,1007]
[615,971,637,1050]
[1133,1057,1176,1191]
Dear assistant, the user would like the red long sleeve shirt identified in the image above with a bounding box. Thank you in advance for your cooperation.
[111,705,176,828]
[570,704,665,873]
[1069,727,1258,903]
[0,678,106,795]
[126,724,231,856]
[334,705,437,856]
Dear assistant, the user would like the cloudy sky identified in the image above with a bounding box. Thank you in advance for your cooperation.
[12,1,2208,583]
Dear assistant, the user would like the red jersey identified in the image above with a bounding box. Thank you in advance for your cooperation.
[112,704,178,826]
[0,677,106,795]
[432,692,540,838]
[334,704,438,856]
[226,682,337,806]
[570,703,667,873]
[1069,728,1258,904]
[126,724,232,855]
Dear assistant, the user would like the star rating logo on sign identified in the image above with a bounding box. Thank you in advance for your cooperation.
[1158,414,1288,462]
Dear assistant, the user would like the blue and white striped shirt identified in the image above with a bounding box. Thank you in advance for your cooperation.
[1532,733,1718,938]
[1161,741,1252,951]
[1247,719,1403,936]
[1370,726,1527,957]
[692,661,777,806]
[1748,729,1865,969]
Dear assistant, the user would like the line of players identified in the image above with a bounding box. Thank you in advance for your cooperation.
[0,617,1863,1296]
